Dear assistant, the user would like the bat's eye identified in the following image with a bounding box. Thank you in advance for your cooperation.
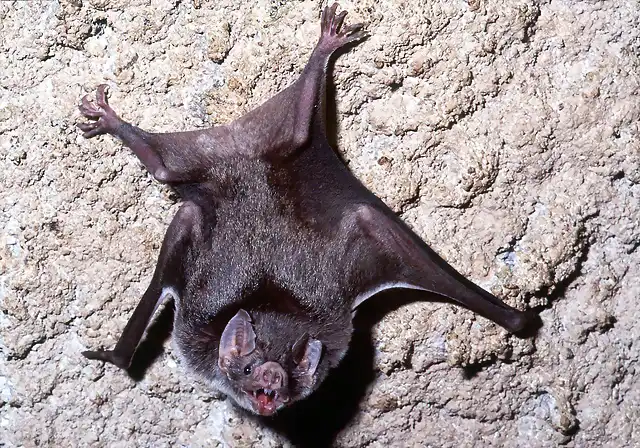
[243,365,252,375]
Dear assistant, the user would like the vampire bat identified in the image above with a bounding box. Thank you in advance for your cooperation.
[77,3,538,416]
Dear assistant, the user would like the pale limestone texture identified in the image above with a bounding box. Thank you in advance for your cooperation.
[1,0,638,447]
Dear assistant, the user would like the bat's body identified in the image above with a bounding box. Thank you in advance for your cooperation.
[78,4,538,416]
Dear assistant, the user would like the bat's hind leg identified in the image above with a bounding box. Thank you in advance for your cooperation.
[224,3,367,156]
[77,84,188,184]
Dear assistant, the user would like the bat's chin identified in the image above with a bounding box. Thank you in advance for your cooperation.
[246,387,289,416]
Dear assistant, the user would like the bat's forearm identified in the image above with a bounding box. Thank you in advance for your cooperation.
[82,202,204,370]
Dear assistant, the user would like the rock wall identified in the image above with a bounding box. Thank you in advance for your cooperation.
[1,0,638,446]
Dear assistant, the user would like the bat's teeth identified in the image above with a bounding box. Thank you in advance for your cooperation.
[264,389,276,399]
[253,388,277,401]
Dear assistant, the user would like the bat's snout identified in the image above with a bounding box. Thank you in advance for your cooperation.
[254,361,287,389]
[247,361,290,416]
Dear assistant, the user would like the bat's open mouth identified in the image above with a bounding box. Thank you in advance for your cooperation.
[250,388,287,415]
[255,388,276,401]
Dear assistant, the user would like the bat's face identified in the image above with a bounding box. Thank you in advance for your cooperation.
[216,309,324,416]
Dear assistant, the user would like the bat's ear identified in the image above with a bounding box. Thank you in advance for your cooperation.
[218,309,257,370]
[292,334,323,384]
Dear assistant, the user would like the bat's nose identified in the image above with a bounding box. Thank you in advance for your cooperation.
[257,361,287,388]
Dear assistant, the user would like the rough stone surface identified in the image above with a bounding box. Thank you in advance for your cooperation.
[1,0,638,447]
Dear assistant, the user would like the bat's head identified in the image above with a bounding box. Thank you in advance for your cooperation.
[216,309,324,416]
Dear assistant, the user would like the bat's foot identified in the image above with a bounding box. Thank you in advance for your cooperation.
[317,3,367,54]
[82,349,130,370]
[77,84,124,139]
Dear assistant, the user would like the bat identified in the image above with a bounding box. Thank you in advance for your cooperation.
[77,3,539,416]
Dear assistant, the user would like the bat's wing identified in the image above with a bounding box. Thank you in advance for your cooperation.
[82,202,205,369]
[347,204,537,333]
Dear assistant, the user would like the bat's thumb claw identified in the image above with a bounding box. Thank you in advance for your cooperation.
[509,311,543,337]
[82,349,108,361]
[82,349,130,369]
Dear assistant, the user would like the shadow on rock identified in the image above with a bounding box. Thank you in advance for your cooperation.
[258,289,543,447]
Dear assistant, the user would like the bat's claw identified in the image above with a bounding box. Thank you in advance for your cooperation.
[77,84,123,139]
[508,310,543,337]
[318,3,368,53]
[82,349,130,370]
